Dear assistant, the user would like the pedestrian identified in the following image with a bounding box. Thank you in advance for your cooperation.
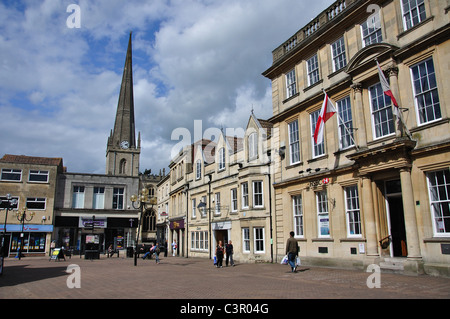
[107,244,114,258]
[142,245,154,260]
[154,242,161,264]
[285,231,299,272]
[172,239,177,257]
[215,240,224,268]
[164,240,168,257]
[225,240,234,267]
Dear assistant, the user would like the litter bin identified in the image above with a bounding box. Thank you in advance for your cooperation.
[126,247,134,258]
[85,250,100,259]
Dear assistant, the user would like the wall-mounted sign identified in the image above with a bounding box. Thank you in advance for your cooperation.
[309,177,331,188]
[79,217,107,228]
[170,219,185,230]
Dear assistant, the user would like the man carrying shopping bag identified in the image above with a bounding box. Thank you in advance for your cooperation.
[285,231,299,273]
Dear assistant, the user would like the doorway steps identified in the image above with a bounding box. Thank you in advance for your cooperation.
[380,257,405,274]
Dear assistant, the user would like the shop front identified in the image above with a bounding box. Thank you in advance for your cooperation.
[55,216,137,256]
[169,218,185,256]
[0,224,53,257]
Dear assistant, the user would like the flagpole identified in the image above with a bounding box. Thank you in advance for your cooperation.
[322,89,358,150]
[374,59,412,140]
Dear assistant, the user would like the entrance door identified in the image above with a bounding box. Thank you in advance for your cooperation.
[385,180,407,257]
[214,230,228,249]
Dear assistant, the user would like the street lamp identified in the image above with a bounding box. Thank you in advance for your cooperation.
[15,208,35,260]
[130,188,156,266]
[1,194,18,275]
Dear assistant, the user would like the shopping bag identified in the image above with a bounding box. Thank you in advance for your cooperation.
[280,255,288,265]
[296,256,301,266]
[213,256,217,265]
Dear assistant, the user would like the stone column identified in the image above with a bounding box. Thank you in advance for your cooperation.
[399,167,421,258]
[351,82,367,148]
[386,66,403,137]
[362,175,378,257]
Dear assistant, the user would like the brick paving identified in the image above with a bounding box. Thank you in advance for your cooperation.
[0,254,449,301]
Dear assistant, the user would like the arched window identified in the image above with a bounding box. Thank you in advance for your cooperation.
[143,209,156,232]
[119,159,127,174]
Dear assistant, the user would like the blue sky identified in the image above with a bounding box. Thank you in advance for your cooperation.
[0,0,333,174]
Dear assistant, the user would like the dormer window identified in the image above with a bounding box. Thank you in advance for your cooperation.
[248,132,258,161]
[218,148,225,171]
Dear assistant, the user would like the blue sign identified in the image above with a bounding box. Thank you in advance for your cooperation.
[0,224,53,232]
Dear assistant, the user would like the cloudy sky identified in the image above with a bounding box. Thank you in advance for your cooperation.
[0,0,333,174]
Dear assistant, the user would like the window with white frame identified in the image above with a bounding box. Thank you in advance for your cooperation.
[196,160,201,180]
[307,54,320,86]
[286,69,297,98]
[113,187,124,210]
[1,169,22,181]
[402,0,426,31]
[215,192,221,215]
[292,195,303,237]
[345,185,361,237]
[310,110,325,158]
[410,58,441,125]
[331,36,347,72]
[192,198,196,218]
[336,96,354,149]
[361,12,382,47]
[316,191,330,237]
[29,170,49,183]
[218,147,225,171]
[0,195,19,210]
[242,228,250,253]
[427,169,450,236]
[248,132,258,161]
[93,187,105,209]
[253,181,263,208]
[231,188,237,212]
[254,227,265,253]
[72,186,85,209]
[288,120,300,165]
[26,197,46,210]
[241,182,249,209]
[191,231,208,251]
[369,82,395,138]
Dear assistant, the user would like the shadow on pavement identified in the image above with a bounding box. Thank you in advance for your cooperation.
[0,264,67,287]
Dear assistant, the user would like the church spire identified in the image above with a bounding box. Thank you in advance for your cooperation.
[111,32,136,149]
[106,32,140,177]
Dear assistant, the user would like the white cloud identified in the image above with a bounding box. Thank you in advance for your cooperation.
[0,0,334,173]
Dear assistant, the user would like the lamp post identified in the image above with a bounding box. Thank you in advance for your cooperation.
[1,194,18,275]
[15,208,35,260]
[130,188,156,266]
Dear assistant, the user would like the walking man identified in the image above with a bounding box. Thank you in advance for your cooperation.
[225,240,234,267]
[285,231,299,272]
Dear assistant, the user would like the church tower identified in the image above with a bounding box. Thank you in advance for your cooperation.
[106,32,141,177]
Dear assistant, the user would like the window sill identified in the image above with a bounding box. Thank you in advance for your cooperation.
[303,79,323,93]
[397,16,434,40]
[282,92,299,104]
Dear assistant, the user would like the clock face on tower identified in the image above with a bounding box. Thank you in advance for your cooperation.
[120,140,129,149]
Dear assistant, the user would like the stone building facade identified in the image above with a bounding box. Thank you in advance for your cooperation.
[262,0,450,276]
[0,155,64,257]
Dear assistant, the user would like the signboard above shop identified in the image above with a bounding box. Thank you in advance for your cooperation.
[79,217,107,228]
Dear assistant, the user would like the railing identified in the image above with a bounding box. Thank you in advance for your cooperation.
[379,235,392,249]
[327,0,347,21]
[273,0,352,63]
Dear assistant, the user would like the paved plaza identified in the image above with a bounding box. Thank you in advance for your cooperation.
[1,254,449,301]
